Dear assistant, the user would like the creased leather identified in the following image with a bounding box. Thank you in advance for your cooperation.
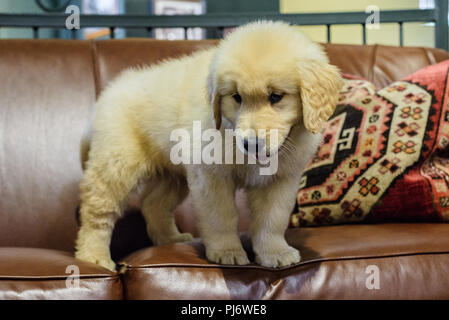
[121,224,449,299]
[0,248,122,299]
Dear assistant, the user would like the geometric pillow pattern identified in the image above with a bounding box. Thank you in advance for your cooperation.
[290,61,449,227]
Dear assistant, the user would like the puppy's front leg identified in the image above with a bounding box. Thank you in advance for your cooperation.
[187,167,249,265]
[247,177,301,268]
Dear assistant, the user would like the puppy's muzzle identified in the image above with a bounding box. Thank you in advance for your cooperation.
[242,137,269,157]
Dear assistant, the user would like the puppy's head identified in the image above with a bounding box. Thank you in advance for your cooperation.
[208,21,343,156]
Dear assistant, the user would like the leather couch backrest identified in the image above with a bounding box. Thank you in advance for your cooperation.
[0,39,448,253]
[0,40,96,251]
[323,43,449,88]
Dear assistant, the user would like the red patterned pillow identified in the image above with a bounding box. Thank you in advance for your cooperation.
[290,60,449,227]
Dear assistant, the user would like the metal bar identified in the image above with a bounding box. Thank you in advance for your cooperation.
[33,26,38,39]
[207,26,224,39]
[398,21,403,46]
[326,24,331,43]
[217,27,225,39]
[435,0,448,50]
[109,26,115,39]
[0,10,437,29]
[362,23,366,45]
[184,27,188,40]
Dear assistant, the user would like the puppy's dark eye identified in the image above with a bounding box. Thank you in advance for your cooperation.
[232,93,242,104]
[269,93,283,104]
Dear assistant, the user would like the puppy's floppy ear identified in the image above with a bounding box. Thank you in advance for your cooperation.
[207,70,222,130]
[212,93,222,130]
[298,59,343,134]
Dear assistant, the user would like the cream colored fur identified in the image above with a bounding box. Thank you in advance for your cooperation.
[75,21,343,271]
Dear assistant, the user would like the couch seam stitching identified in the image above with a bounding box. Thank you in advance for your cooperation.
[422,47,436,65]
[0,275,121,281]
[90,39,100,99]
[369,44,378,84]
[122,250,449,272]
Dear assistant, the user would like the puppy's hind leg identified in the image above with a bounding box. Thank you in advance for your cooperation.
[142,178,193,245]
[75,159,145,271]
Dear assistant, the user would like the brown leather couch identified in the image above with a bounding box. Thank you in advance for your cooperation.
[1,39,449,300]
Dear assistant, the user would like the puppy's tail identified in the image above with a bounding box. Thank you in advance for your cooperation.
[80,131,91,171]
[77,110,94,226]
[80,104,96,171]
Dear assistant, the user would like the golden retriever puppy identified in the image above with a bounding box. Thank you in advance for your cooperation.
[75,21,343,271]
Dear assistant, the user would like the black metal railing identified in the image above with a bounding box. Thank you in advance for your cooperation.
[0,0,448,50]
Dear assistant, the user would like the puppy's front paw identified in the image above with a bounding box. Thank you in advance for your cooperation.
[206,247,250,265]
[172,232,194,243]
[154,232,194,246]
[256,245,301,268]
[75,250,116,272]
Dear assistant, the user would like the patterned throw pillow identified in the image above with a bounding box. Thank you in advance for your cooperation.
[290,60,449,227]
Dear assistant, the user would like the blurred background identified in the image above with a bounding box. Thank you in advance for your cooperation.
[0,0,443,47]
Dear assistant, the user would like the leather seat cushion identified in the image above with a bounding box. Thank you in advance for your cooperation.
[120,223,449,299]
[0,248,122,299]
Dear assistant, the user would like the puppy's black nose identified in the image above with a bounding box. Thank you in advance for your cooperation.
[243,139,249,152]
[243,138,258,153]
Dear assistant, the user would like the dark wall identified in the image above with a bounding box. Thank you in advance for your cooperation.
[126,0,153,38]
[206,0,279,13]
[206,0,279,38]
